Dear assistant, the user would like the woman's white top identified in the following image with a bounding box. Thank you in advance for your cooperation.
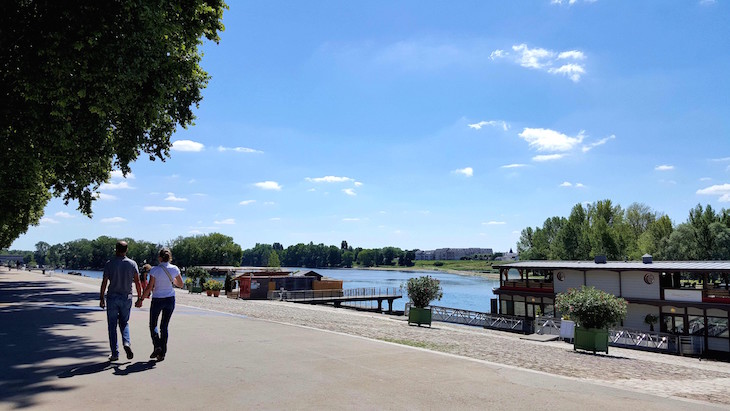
[149,262,181,298]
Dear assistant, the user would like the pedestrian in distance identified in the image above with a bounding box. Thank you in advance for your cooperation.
[139,264,152,298]
[136,248,183,362]
[100,240,142,362]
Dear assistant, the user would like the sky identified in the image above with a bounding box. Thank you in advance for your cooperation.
[11,0,730,253]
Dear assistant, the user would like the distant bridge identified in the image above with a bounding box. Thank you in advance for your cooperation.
[269,287,402,313]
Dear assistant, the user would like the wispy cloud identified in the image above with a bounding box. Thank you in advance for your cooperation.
[269,217,281,221]
[144,206,184,212]
[55,211,74,219]
[483,221,506,225]
[171,140,204,152]
[453,167,474,177]
[501,163,528,169]
[165,193,188,202]
[468,120,510,131]
[490,43,587,82]
[254,181,282,191]
[700,0,717,5]
[214,218,235,225]
[551,0,598,6]
[354,181,363,187]
[218,146,263,154]
[560,182,585,188]
[342,188,357,196]
[110,170,135,180]
[306,176,354,183]
[342,218,360,222]
[99,181,134,191]
[655,165,675,171]
[40,217,59,224]
[95,192,117,201]
[519,128,584,152]
[700,177,712,182]
[533,154,566,162]
[582,135,616,152]
[239,200,256,205]
[710,157,730,162]
[697,183,730,202]
[101,217,127,223]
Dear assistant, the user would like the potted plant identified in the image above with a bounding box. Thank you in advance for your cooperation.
[644,313,658,332]
[204,280,214,296]
[186,266,209,294]
[208,280,223,297]
[555,286,627,354]
[405,276,443,327]
[184,278,193,291]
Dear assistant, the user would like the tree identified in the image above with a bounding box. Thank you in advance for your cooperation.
[341,240,348,250]
[34,241,50,266]
[267,251,280,268]
[0,1,227,248]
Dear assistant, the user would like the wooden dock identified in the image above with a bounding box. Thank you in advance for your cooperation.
[269,287,402,313]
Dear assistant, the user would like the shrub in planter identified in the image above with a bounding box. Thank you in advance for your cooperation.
[186,266,210,289]
[556,286,627,353]
[405,276,443,327]
[207,280,223,297]
[644,313,658,332]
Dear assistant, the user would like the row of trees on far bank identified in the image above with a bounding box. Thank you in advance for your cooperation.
[517,201,730,261]
[2,233,416,270]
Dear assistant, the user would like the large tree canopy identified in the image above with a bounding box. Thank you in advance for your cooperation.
[0,1,226,248]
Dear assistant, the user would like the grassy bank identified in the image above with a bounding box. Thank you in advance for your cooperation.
[355,260,506,279]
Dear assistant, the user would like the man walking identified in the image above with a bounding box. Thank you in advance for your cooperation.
[100,240,142,361]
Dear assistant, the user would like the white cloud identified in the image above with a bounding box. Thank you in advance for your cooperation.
[306,176,354,183]
[519,128,584,152]
[575,183,585,188]
[165,193,188,202]
[269,217,281,221]
[533,154,566,162]
[239,200,256,205]
[99,181,134,191]
[700,177,712,181]
[491,43,587,81]
[697,183,730,197]
[560,182,573,187]
[453,167,474,177]
[710,157,730,162]
[582,135,616,152]
[342,188,357,196]
[95,192,118,201]
[468,120,510,131]
[483,221,506,225]
[501,163,527,169]
[547,64,585,82]
[144,206,184,212]
[55,211,74,219]
[214,218,235,225]
[101,217,127,223]
[551,0,597,5]
[655,165,675,171]
[217,146,263,154]
[110,170,135,179]
[171,140,204,152]
[557,50,586,60]
[188,179,196,184]
[264,201,276,206]
[193,193,207,197]
[40,217,59,224]
[254,181,282,191]
[342,218,360,222]
[354,181,363,187]
[700,0,716,5]
[188,229,204,235]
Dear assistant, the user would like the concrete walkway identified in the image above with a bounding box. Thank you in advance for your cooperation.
[0,269,723,410]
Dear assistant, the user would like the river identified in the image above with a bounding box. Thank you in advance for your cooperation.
[52,267,499,313]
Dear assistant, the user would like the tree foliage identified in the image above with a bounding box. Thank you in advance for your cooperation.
[556,286,627,329]
[517,201,730,261]
[0,1,227,248]
[405,276,443,309]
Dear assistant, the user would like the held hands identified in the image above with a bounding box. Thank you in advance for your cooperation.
[135,298,144,308]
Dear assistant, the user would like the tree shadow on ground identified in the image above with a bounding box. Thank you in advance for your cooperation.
[0,277,150,408]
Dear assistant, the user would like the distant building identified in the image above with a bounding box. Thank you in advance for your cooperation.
[415,248,493,261]
[0,255,25,264]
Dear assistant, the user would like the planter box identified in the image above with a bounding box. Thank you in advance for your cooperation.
[408,307,432,327]
[574,327,609,354]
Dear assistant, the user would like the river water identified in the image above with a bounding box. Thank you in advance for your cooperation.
[53,267,499,313]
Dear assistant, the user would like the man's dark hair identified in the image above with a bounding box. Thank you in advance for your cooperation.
[115,241,128,254]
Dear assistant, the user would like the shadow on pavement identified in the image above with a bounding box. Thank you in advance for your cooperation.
[0,277,136,408]
[112,360,157,376]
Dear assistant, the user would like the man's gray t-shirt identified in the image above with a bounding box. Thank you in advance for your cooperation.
[103,256,139,295]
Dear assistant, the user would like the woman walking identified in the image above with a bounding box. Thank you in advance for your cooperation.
[136,248,183,362]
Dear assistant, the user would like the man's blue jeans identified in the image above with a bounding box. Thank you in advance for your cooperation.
[106,293,132,356]
[149,296,175,355]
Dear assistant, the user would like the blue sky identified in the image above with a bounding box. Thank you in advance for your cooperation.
[12,0,730,252]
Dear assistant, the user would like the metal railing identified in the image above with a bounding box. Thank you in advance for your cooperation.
[535,317,562,335]
[268,287,401,302]
[408,304,528,332]
[609,328,679,352]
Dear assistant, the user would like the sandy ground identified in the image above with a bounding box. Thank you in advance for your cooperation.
[23,269,730,406]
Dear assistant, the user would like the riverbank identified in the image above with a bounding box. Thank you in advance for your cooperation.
[359,264,501,280]
[28,268,730,406]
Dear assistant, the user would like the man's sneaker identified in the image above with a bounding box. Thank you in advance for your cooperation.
[123,345,134,360]
[150,347,162,359]
[156,354,165,362]
[108,354,119,362]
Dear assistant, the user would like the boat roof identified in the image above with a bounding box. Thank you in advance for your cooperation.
[501,260,730,272]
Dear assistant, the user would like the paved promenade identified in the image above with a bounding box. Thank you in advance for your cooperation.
[0,269,725,410]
